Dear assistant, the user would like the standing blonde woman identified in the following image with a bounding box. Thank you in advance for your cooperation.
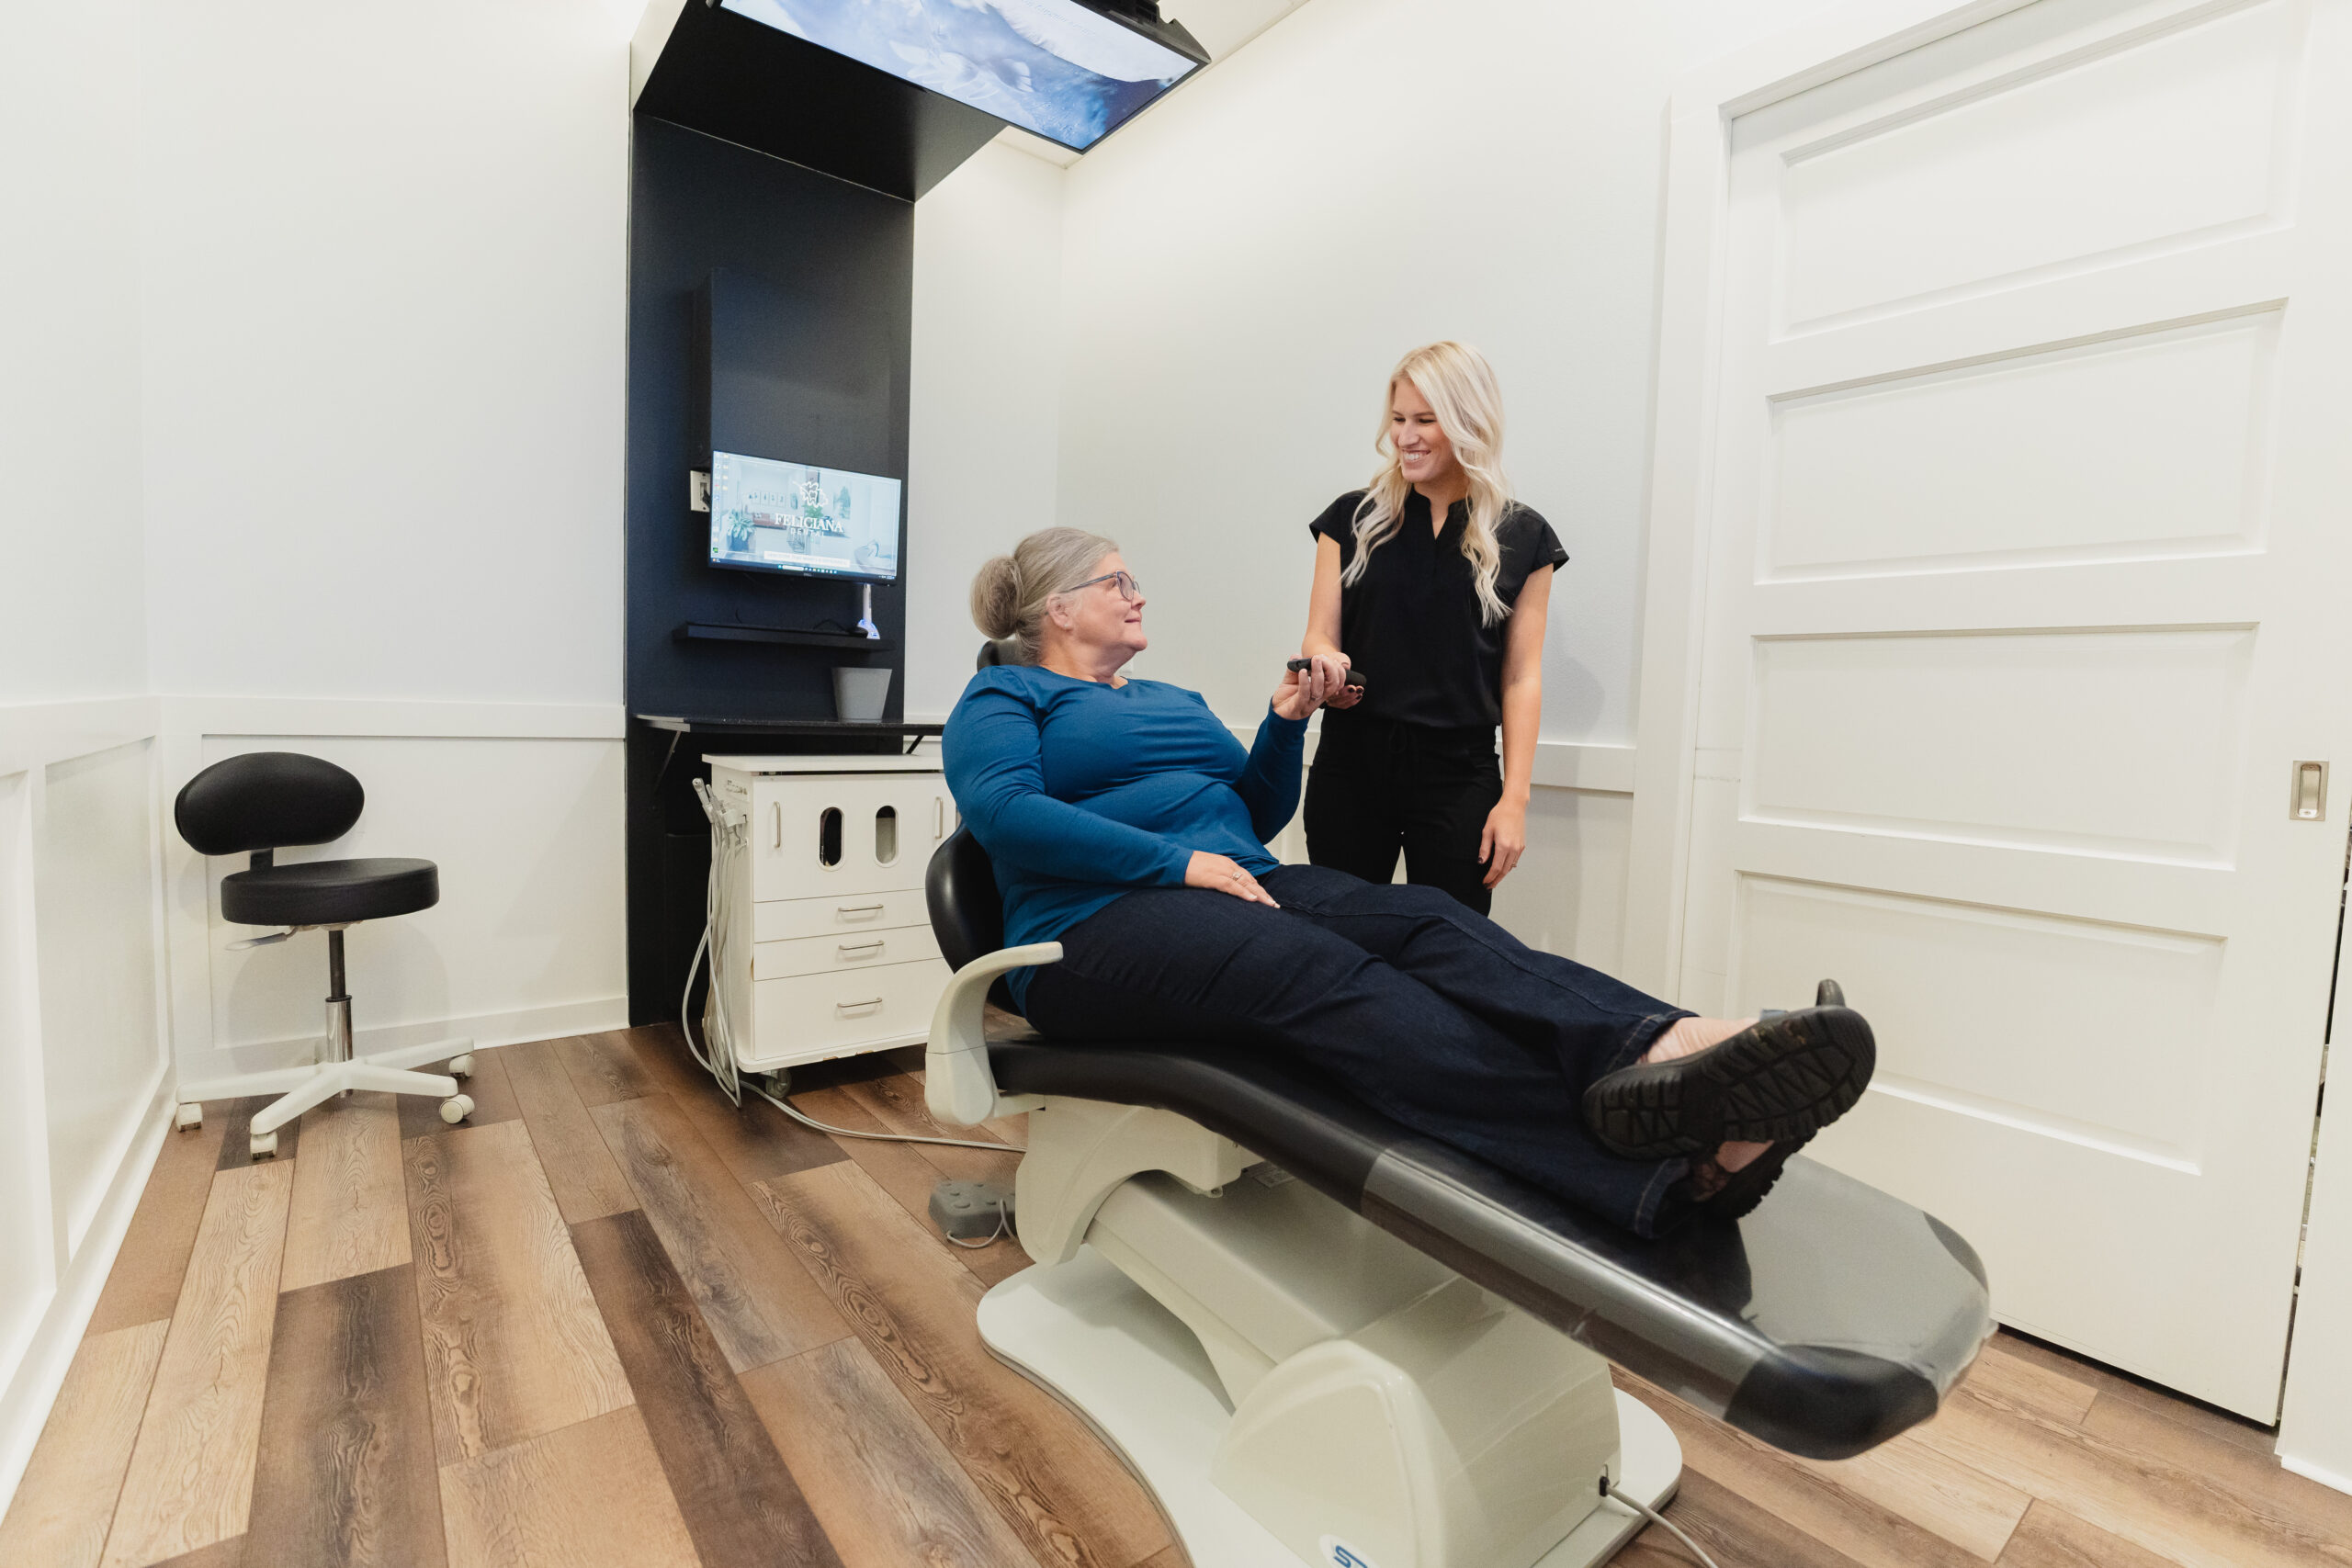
[1298,342,1564,915]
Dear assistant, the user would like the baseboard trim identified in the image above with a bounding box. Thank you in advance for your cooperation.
[2280,1451,2352,1497]
[191,995,628,1090]
[0,1081,175,1519]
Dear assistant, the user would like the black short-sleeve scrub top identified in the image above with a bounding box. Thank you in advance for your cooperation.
[1309,489,1568,734]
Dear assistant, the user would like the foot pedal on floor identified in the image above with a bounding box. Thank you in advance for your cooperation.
[930,1179,1015,1241]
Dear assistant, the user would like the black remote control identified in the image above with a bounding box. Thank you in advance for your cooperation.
[1287,658,1367,691]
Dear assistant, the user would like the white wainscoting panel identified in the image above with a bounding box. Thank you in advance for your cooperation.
[1766,311,2275,579]
[0,703,175,1526]
[0,769,51,1384]
[1775,0,2301,328]
[34,739,167,1258]
[1747,626,2255,864]
[188,731,626,1075]
[1284,734,1638,979]
[1487,787,1637,977]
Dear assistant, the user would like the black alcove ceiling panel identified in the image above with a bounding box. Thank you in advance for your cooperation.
[635,0,1005,202]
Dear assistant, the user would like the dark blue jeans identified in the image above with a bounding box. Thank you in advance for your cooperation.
[1022,864,1694,1236]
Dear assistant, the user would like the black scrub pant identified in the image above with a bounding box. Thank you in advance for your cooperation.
[1022,865,1695,1236]
[1305,716,1503,915]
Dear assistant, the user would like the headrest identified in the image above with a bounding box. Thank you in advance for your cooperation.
[977,637,1022,671]
[175,751,365,857]
[926,827,1005,970]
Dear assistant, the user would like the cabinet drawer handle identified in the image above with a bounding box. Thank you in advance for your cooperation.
[773,802,783,850]
[836,997,885,1017]
[837,903,886,919]
[838,941,886,958]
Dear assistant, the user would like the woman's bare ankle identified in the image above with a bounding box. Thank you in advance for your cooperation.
[1715,1138,1772,1173]
[1642,1015,1757,1065]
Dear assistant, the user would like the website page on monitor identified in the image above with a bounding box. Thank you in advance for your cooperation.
[710,452,901,581]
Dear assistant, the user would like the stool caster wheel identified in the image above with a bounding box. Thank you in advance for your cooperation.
[440,1094,476,1125]
[175,1103,204,1132]
[447,1054,476,1078]
[250,1131,278,1160]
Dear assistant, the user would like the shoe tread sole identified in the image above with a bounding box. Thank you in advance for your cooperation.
[1586,1009,1874,1159]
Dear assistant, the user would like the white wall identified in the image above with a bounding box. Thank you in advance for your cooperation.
[0,4,148,703]
[894,0,1820,970]
[907,0,1854,731]
[907,141,1070,720]
[137,0,628,706]
[131,0,635,1083]
[1052,0,1831,740]
[0,0,636,1510]
[0,0,175,1517]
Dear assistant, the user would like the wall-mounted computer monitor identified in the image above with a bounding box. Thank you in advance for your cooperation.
[709,451,901,583]
[718,0,1204,152]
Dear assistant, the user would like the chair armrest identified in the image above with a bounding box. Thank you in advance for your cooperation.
[925,942,1063,1126]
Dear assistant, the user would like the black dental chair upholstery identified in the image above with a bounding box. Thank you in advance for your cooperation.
[926,827,1993,1461]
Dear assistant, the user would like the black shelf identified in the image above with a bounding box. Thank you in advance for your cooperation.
[675,622,894,651]
[636,715,941,739]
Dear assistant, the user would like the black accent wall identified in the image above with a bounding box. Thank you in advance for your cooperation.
[624,115,919,1022]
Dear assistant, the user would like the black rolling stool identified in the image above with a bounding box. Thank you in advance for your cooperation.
[174,751,477,1159]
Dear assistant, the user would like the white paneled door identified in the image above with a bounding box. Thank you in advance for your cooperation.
[1677,0,2352,1416]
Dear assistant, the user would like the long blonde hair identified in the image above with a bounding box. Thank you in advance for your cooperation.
[969,526,1121,665]
[1344,342,1515,626]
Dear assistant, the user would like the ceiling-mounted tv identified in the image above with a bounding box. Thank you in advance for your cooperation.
[718,0,1206,152]
[709,450,901,583]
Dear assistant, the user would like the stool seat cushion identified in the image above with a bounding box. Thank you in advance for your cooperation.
[221,858,439,927]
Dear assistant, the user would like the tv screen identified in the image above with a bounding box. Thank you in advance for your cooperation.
[718,0,1204,152]
[709,451,902,583]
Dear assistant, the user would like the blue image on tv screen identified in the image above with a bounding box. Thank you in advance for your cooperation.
[720,0,1199,151]
[710,451,902,582]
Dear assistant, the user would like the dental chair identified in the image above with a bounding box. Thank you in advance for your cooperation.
[922,828,1992,1568]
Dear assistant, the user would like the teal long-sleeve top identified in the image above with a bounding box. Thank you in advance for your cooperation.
[942,664,1309,1011]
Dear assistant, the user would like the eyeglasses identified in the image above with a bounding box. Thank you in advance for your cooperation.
[1064,570,1143,604]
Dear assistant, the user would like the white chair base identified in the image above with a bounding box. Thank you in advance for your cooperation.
[978,1248,1680,1568]
[995,1097,1682,1568]
[175,1033,478,1157]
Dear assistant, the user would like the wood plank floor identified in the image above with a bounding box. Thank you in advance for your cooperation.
[8,1022,2347,1566]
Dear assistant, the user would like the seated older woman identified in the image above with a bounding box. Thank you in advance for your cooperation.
[944,527,1876,1235]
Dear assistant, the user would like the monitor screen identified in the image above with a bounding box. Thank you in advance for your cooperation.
[709,451,901,583]
[718,0,1203,152]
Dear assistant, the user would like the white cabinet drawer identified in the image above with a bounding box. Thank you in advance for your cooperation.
[746,957,950,1066]
[752,887,933,944]
[750,775,956,902]
[753,923,942,981]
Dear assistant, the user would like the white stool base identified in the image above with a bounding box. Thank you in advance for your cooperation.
[246,1057,463,1135]
[177,1036,475,1113]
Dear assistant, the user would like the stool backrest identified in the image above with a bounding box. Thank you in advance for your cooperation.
[175,751,364,857]
[925,827,1004,970]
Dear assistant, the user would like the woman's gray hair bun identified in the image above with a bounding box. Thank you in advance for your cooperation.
[968,527,1119,666]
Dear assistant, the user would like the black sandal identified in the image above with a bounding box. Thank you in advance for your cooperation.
[1680,1136,1806,1222]
[1584,980,1874,1161]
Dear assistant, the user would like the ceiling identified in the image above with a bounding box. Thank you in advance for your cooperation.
[1163,0,1314,61]
[990,0,1313,164]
